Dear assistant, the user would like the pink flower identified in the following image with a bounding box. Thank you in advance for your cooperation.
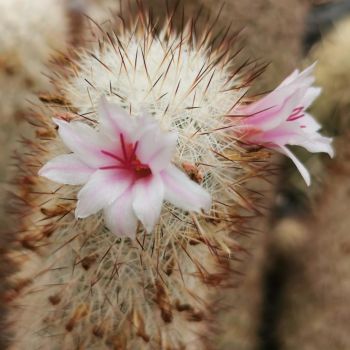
[39,98,211,238]
[234,64,334,186]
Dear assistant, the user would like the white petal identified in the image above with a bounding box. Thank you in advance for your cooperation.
[300,113,322,132]
[98,97,135,139]
[280,63,316,88]
[302,87,321,109]
[278,69,300,87]
[132,175,164,233]
[282,112,334,158]
[278,146,311,186]
[243,86,307,132]
[241,63,317,118]
[161,164,212,212]
[104,190,138,238]
[240,78,299,115]
[137,128,178,173]
[316,137,334,158]
[281,66,319,111]
[75,169,132,218]
[294,63,317,84]
[54,118,112,168]
[38,154,93,185]
[290,135,334,158]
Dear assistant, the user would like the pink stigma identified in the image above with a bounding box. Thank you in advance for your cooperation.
[100,133,152,180]
[287,106,304,122]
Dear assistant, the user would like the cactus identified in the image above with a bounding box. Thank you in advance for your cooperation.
[4,7,278,350]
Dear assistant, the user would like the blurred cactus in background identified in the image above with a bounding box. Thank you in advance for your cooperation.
[270,15,350,350]
[0,0,69,121]
[310,17,350,132]
[0,0,70,229]
[277,133,350,350]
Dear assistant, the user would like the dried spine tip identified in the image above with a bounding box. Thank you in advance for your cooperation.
[6,9,270,350]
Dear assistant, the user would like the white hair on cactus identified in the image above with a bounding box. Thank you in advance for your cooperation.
[0,0,68,119]
[63,30,247,198]
[6,10,269,350]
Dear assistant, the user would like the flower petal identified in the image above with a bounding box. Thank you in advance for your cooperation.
[132,175,164,233]
[289,134,334,157]
[291,63,316,85]
[104,190,138,238]
[237,86,288,118]
[299,112,322,132]
[302,86,321,110]
[98,97,136,140]
[242,86,307,132]
[75,169,132,218]
[278,146,311,186]
[279,64,315,88]
[161,164,212,212]
[54,118,112,168]
[238,64,318,129]
[278,69,300,87]
[38,154,94,185]
[137,127,178,173]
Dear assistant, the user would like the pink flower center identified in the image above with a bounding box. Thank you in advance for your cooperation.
[100,133,152,180]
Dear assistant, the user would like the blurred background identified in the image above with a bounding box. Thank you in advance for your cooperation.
[1,0,350,349]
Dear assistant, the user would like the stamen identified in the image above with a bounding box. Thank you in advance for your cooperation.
[129,141,139,162]
[101,150,124,163]
[100,139,151,179]
[120,133,128,162]
[100,165,127,170]
[288,107,304,121]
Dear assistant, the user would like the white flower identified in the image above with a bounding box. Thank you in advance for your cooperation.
[39,98,211,237]
[234,64,334,186]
